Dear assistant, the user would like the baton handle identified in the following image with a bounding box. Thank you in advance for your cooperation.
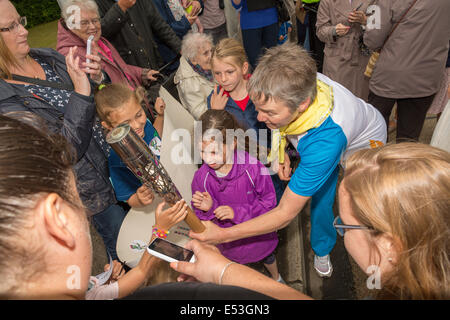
[184,206,206,233]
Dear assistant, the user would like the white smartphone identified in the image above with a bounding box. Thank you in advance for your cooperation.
[86,35,94,64]
[147,238,195,263]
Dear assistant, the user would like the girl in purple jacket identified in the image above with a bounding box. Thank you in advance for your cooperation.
[191,110,283,282]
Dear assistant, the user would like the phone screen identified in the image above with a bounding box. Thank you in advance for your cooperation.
[148,238,194,262]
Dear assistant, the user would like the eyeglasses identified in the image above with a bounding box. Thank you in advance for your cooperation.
[0,16,27,34]
[333,216,372,237]
[79,18,101,28]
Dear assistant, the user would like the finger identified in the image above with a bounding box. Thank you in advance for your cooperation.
[169,201,186,216]
[192,198,203,206]
[82,61,100,70]
[283,162,291,176]
[173,207,188,223]
[141,187,153,198]
[278,165,290,181]
[177,274,197,282]
[86,54,101,62]
[170,261,196,277]
[192,196,202,203]
[165,200,184,216]
[66,48,74,69]
[73,56,81,72]
[189,228,207,241]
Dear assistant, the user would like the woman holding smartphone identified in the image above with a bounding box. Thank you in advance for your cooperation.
[0,114,270,300]
[57,0,162,120]
[172,143,450,300]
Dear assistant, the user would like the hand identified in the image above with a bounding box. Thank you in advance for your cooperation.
[210,85,228,110]
[335,23,350,36]
[192,191,213,211]
[66,46,91,96]
[278,155,292,181]
[348,10,367,25]
[136,185,155,206]
[118,0,136,12]
[187,15,198,25]
[170,240,233,284]
[105,260,126,282]
[82,53,103,84]
[146,69,160,81]
[189,220,225,245]
[271,152,291,181]
[155,97,165,116]
[154,200,188,231]
[188,1,202,16]
[214,206,234,221]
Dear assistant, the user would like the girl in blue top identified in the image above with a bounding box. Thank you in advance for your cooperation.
[207,38,268,146]
[95,83,165,208]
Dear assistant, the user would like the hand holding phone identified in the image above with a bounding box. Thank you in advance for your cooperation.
[147,238,195,263]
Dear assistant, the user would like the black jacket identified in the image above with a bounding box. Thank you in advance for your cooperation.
[96,0,182,70]
[0,48,116,216]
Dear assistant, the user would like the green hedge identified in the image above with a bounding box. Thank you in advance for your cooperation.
[11,0,61,28]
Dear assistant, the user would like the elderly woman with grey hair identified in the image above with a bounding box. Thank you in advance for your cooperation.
[174,31,214,120]
[57,0,160,92]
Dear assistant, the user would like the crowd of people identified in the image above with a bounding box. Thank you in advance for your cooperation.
[0,0,449,300]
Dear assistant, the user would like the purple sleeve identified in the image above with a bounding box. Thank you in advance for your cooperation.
[229,163,277,225]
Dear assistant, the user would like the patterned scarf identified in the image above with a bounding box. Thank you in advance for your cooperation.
[167,0,186,21]
[187,59,214,82]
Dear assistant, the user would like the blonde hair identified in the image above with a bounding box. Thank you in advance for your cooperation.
[0,1,20,79]
[211,38,248,72]
[248,43,317,113]
[344,143,450,299]
[94,83,146,125]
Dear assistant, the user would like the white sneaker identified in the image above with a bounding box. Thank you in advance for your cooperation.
[314,254,333,278]
[277,274,286,284]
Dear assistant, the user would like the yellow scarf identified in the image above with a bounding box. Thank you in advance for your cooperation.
[269,79,334,164]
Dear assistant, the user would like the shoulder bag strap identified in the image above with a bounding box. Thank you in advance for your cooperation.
[11,74,74,91]
[380,0,419,50]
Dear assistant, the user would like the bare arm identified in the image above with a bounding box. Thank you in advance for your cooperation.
[171,240,312,300]
[116,201,188,298]
[116,250,158,298]
[190,186,310,244]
